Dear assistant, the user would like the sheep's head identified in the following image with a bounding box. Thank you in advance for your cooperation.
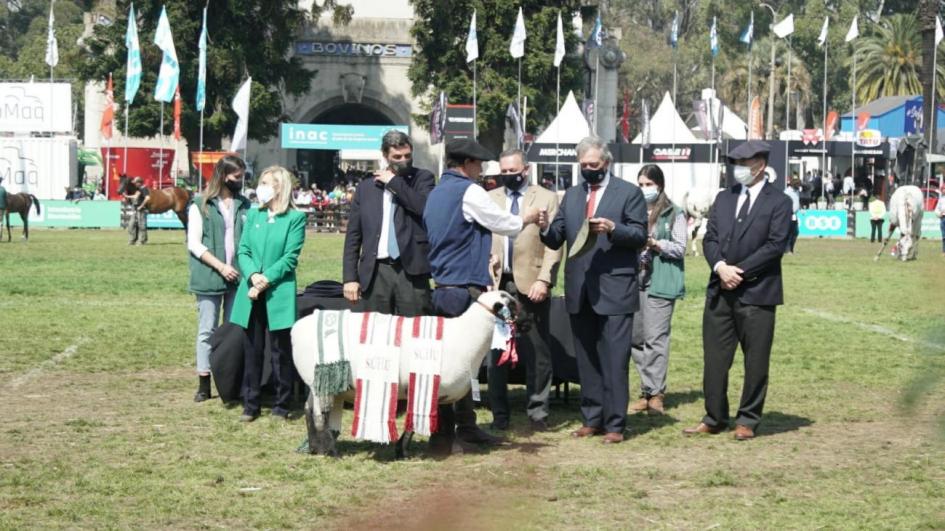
[476,290,519,323]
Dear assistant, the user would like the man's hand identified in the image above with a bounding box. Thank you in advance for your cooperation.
[521,206,540,226]
[588,217,616,234]
[251,273,270,291]
[248,286,260,300]
[343,282,361,304]
[527,280,549,303]
[537,207,549,230]
[373,168,395,186]
[488,254,501,290]
[219,264,240,282]
[718,264,744,290]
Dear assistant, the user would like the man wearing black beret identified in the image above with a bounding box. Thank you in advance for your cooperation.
[683,140,792,441]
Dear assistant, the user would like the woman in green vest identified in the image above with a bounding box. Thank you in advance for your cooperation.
[230,166,307,422]
[628,165,687,416]
[188,155,251,402]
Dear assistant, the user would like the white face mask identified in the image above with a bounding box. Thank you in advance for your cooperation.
[256,184,275,205]
[733,166,756,185]
[642,187,659,204]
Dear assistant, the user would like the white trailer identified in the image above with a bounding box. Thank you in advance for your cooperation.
[0,136,78,200]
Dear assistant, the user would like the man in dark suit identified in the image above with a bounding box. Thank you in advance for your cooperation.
[538,136,648,444]
[683,140,792,441]
[343,130,435,315]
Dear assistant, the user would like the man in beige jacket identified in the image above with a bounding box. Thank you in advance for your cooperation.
[487,148,563,431]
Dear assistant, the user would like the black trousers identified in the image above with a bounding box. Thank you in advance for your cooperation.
[570,298,633,434]
[870,219,884,242]
[787,219,799,252]
[360,260,431,316]
[701,293,776,429]
[241,299,294,416]
[488,275,553,424]
[430,286,483,441]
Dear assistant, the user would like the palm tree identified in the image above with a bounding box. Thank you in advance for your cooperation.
[850,14,923,104]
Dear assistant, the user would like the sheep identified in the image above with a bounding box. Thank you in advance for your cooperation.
[882,185,924,261]
[290,290,519,458]
[683,188,720,256]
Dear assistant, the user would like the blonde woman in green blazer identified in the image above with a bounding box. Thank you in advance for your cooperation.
[230,166,307,422]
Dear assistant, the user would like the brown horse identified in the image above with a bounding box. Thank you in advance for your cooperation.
[118,175,191,228]
[1,192,41,241]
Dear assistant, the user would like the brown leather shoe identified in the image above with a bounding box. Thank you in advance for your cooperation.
[601,432,624,444]
[734,424,755,441]
[647,394,665,415]
[570,426,604,438]
[682,422,724,436]
[627,397,649,414]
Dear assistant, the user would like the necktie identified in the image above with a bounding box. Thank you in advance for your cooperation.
[736,191,751,223]
[586,184,601,218]
[508,191,520,268]
[387,197,400,260]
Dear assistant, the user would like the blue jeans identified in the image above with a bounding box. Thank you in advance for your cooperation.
[195,289,235,374]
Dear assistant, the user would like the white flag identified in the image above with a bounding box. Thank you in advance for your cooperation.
[772,14,794,39]
[937,15,944,46]
[153,6,179,103]
[554,12,565,67]
[817,17,829,47]
[845,16,859,43]
[509,7,526,59]
[465,11,478,63]
[45,2,58,68]
[230,77,252,152]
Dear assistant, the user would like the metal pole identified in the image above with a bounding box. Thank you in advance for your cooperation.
[517,58,522,130]
[767,39,776,139]
[123,105,129,174]
[822,39,828,205]
[594,52,600,132]
[473,61,478,139]
[522,96,528,149]
[786,37,792,131]
[928,36,938,199]
[747,47,753,136]
[851,47,856,209]
[555,64,560,187]
[159,102,164,190]
[671,46,677,198]
[199,107,205,191]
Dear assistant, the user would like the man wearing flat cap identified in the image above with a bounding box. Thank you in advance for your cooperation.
[683,140,792,441]
[423,138,540,455]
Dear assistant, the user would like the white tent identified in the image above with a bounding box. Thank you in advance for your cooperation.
[691,89,748,141]
[534,91,590,144]
[632,92,698,143]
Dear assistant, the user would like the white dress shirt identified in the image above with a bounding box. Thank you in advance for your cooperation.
[502,183,528,273]
[714,179,766,272]
[462,183,522,236]
[187,199,236,265]
[376,188,395,259]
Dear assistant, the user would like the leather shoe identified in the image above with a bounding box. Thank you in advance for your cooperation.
[239,412,258,423]
[529,419,549,432]
[570,426,604,438]
[682,422,724,436]
[456,426,505,445]
[647,394,665,415]
[601,432,624,444]
[193,391,210,403]
[734,424,755,441]
[627,397,649,414]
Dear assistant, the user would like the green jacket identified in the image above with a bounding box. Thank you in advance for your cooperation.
[230,207,307,331]
[0,185,7,209]
[188,195,252,295]
[648,204,686,300]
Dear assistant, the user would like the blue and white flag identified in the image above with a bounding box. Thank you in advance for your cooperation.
[587,14,603,49]
[669,11,679,48]
[465,10,478,63]
[153,5,179,103]
[45,1,58,68]
[740,11,754,46]
[125,3,142,104]
[710,16,719,56]
[196,6,208,112]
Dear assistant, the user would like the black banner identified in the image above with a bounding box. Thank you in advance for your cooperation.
[444,104,475,142]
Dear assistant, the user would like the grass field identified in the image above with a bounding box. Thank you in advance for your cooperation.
[1,229,944,529]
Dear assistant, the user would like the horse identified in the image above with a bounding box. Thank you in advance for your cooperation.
[118,175,191,228]
[876,185,924,262]
[1,192,41,242]
[683,188,719,256]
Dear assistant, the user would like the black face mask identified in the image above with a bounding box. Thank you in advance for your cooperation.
[581,167,606,185]
[502,172,526,191]
[224,180,242,194]
[389,159,413,177]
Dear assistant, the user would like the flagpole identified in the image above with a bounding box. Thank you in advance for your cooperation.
[555,64,560,188]
[851,47,856,209]
[786,37,792,131]
[517,58,522,142]
[198,109,204,190]
[671,46,678,197]
[593,52,600,133]
[822,38,828,204]
[928,35,938,197]
[473,61,478,139]
[747,48,753,137]
[159,103,165,190]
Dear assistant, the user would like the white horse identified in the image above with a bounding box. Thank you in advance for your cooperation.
[290,290,519,458]
[885,185,924,261]
[683,188,720,256]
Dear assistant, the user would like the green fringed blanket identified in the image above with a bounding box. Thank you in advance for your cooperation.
[312,310,352,396]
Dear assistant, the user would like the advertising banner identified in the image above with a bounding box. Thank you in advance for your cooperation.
[192,151,236,185]
[0,82,72,133]
[854,211,943,239]
[101,147,175,200]
[1,137,77,199]
[8,200,121,228]
[797,210,848,238]
[280,124,409,150]
[146,210,184,229]
[444,105,476,142]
